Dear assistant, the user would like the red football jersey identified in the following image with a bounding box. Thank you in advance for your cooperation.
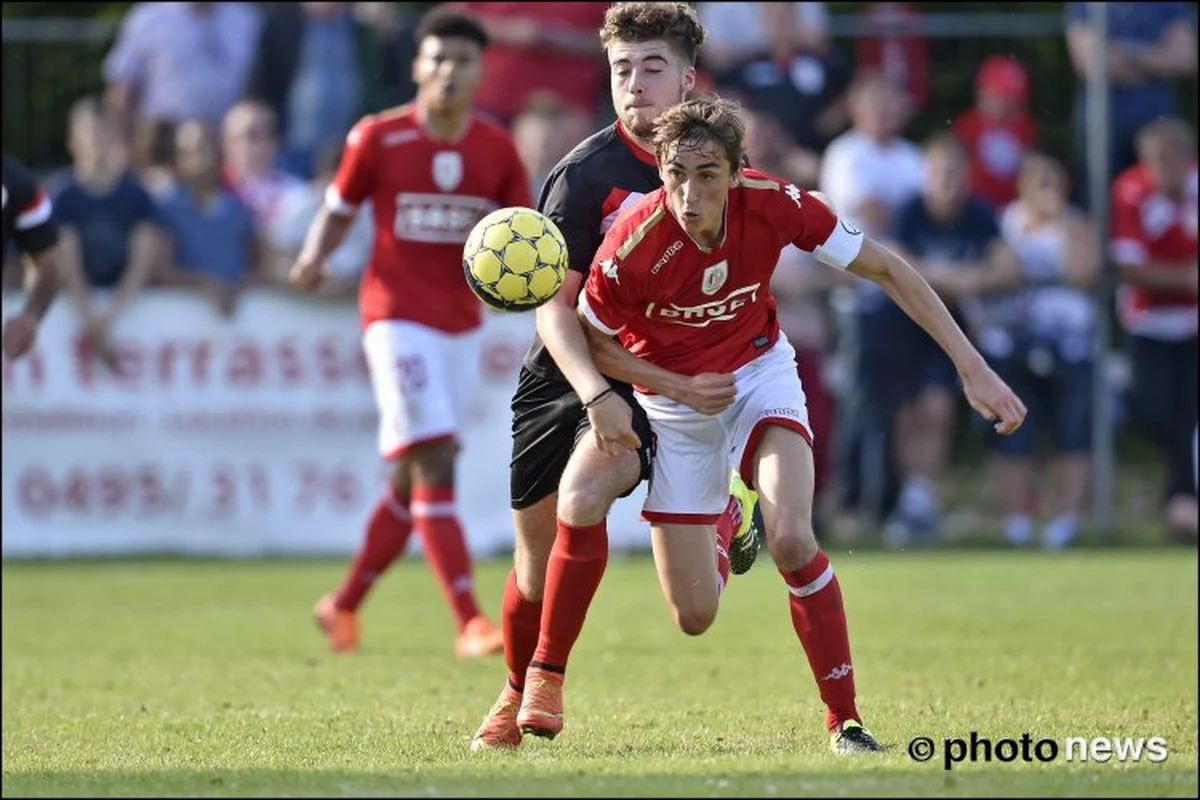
[1110,163,1198,339]
[952,109,1037,209]
[580,169,863,385]
[327,105,532,332]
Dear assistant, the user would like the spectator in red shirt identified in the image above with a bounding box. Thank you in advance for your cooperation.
[449,2,609,127]
[953,55,1039,212]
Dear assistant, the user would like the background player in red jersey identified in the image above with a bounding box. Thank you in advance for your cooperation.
[2,155,63,361]
[290,7,532,657]
[516,96,1026,754]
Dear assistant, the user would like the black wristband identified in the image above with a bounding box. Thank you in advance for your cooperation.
[583,387,615,410]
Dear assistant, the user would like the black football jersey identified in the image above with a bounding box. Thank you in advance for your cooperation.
[2,155,59,259]
[522,124,663,382]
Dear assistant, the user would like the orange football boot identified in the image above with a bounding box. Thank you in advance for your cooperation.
[455,615,505,658]
[516,666,564,739]
[313,592,359,653]
[470,682,524,751]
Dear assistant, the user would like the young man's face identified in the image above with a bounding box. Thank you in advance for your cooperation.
[222,104,276,176]
[413,35,483,116]
[660,136,736,240]
[1140,136,1191,197]
[924,149,969,211]
[608,39,695,140]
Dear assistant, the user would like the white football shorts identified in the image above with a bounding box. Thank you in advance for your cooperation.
[361,319,481,460]
[637,336,814,524]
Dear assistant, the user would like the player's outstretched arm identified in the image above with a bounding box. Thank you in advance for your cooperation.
[3,244,61,360]
[536,270,640,455]
[290,205,354,291]
[848,237,1027,435]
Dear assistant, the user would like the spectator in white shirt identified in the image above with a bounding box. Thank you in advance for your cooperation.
[104,2,262,156]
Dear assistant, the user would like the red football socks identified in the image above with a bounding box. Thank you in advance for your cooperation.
[529,519,609,672]
[335,488,413,611]
[781,550,860,733]
[412,485,481,632]
[501,568,543,691]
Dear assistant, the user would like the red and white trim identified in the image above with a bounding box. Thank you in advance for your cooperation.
[787,561,835,598]
[16,191,52,230]
[324,185,359,216]
[739,417,813,490]
[382,432,458,462]
[411,500,458,519]
[641,510,722,525]
[578,292,623,336]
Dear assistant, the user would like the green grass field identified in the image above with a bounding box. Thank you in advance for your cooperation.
[3,550,1197,797]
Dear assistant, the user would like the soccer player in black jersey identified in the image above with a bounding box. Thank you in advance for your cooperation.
[2,155,62,360]
[471,2,759,752]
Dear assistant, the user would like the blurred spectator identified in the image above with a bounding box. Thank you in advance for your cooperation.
[449,2,609,127]
[771,244,840,531]
[265,140,368,298]
[866,135,1024,546]
[819,73,923,238]
[53,98,164,369]
[1065,2,1197,197]
[698,2,829,74]
[1109,117,1198,543]
[711,3,851,189]
[987,151,1101,549]
[245,2,413,180]
[855,2,930,115]
[103,2,263,157]
[156,120,261,317]
[220,100,304,237]
[511,91,594,200]
[818,73,923,526]
[952,55,1039,212]
[133,118,179,200]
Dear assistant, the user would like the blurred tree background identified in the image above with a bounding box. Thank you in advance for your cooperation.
[2,1,1196,178]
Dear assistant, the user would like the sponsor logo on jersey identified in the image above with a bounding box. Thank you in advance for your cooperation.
[645,283,761,327]
[432,151,464,192]
[651,240,683,275]
[701,260,729,295]
[393,192,497,243]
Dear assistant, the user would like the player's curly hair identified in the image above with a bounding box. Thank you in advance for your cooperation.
[599,2,706,67]
[651,95,745,175]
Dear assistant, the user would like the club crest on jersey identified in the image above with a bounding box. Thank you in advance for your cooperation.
[432,151,463,192]
[701,260,728,295]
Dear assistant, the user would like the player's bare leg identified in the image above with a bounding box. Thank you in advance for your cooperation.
[650,523,724,635]
[408,439,503,658]
[470,494,556,751]
[315,459,414,653]
[516,435,642,740]
[753,425,884,754]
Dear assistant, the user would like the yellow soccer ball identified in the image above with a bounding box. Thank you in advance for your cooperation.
[463,207,569,312]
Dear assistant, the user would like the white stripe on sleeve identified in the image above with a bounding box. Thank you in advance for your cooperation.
[578,292,624,336]
[324,185,359,216]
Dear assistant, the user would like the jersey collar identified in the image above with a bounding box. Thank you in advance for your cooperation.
[616,121,659,168]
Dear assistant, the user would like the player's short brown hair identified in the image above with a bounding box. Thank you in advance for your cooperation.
[651,96,745,175]
[1136,117,1195,155]
[599,2,706,67]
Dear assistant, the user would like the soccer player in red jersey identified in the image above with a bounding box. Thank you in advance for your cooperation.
[290,7,532,657]
[518,96,1026,754]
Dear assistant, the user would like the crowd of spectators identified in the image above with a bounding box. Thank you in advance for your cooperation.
[3,1,1196,547]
